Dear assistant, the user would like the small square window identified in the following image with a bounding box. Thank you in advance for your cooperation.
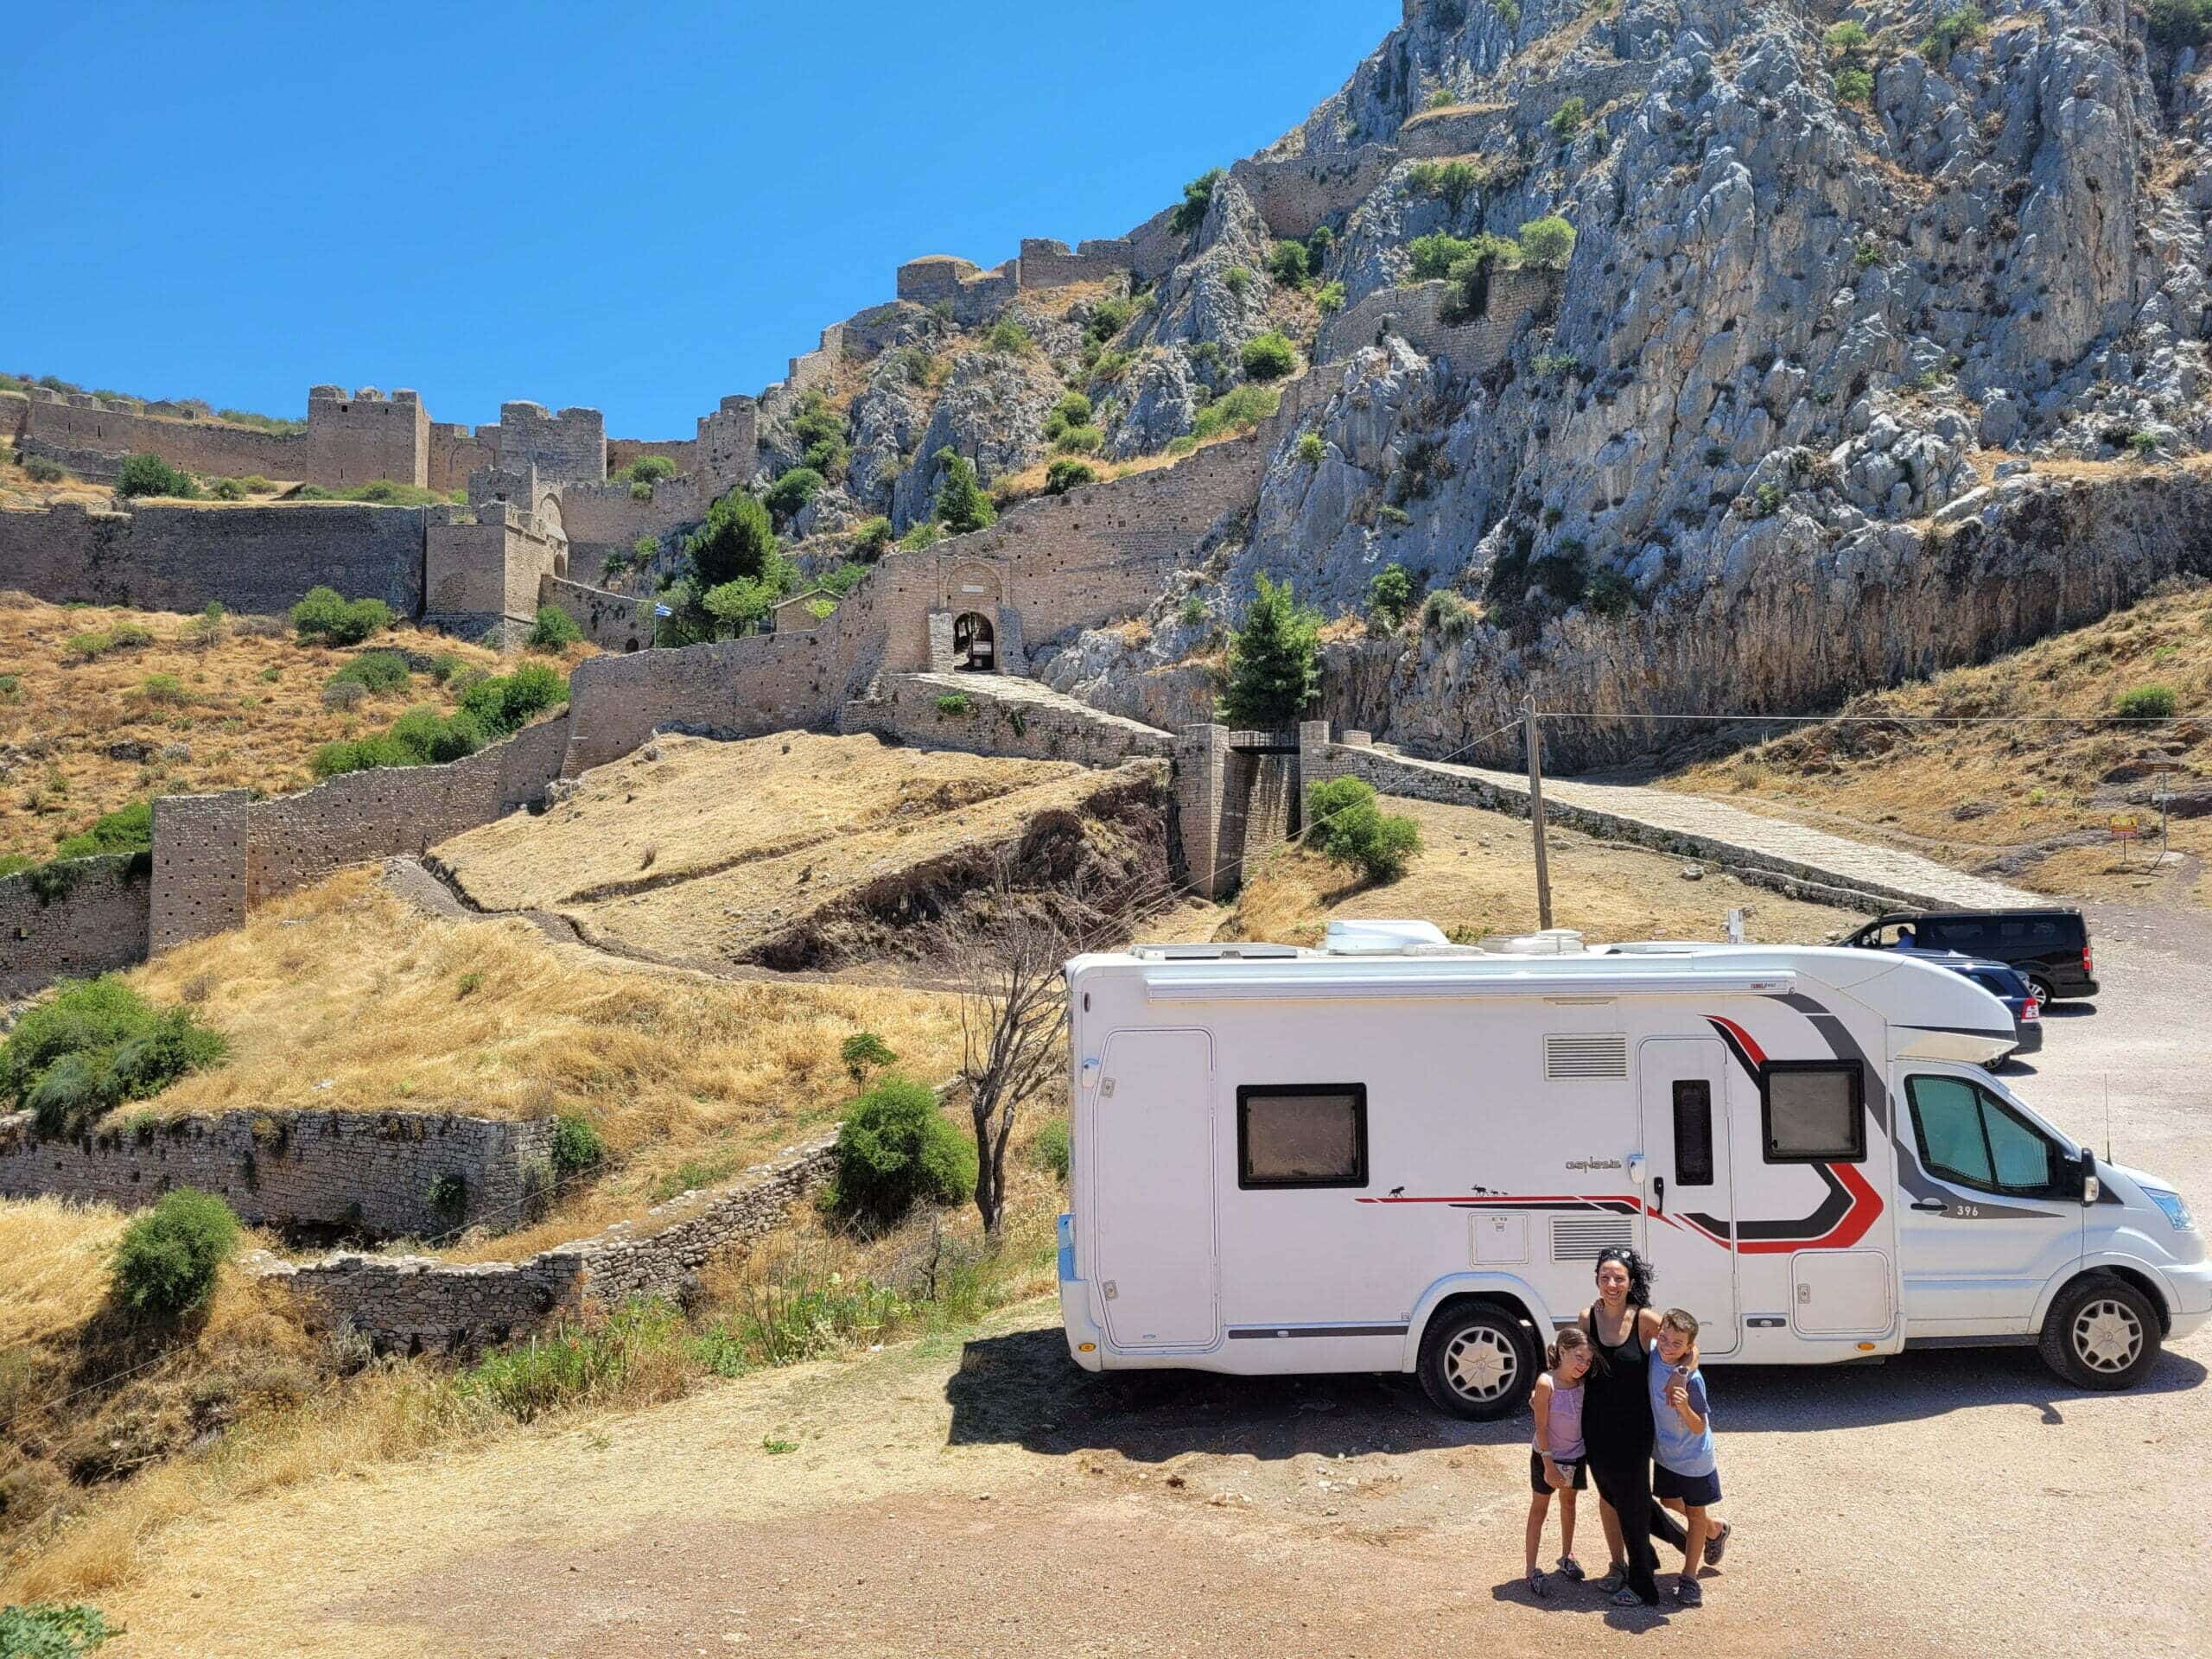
[1671,1079,1715,1185]
[1237,1084,1368,1189]
[1761,1062,1866,1163]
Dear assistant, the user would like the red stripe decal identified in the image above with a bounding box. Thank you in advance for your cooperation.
[1707,1014,1766,1067]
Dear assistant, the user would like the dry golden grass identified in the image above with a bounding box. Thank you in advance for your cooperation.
[0,593,512,865]
[1211,794,1859,948]
[0,448,111,510]
[126,868,968,1249]
[1662,578,2212,906]
[0,1198,128,1351]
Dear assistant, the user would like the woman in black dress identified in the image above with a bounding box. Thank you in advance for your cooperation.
[1578,1247,1686,1606]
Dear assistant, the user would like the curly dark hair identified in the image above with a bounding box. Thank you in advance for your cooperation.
[1593,1247,1654,1308]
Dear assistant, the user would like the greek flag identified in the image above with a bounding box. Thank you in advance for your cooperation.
[653,603,672,618]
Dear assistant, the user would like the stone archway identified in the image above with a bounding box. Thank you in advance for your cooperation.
[952,611,996,671]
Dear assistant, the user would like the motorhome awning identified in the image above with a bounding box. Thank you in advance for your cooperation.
[1142,969,1799,1004]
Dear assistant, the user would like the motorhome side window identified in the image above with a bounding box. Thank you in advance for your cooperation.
[1236,1084,1368,1189]
[1671,1080,1715,1185]
[1905,1075,2063,1196]
[1759,1061,1866,1163]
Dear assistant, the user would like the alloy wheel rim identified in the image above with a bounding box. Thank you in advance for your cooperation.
[1445,1327,1517,1400]
[2073,1298,2144,1373]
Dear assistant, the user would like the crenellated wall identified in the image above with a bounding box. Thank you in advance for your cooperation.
[18,385,429,489]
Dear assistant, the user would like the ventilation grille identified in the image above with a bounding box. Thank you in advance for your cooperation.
[1551,1216,1636,1261]
[1543,1033,1629,1080]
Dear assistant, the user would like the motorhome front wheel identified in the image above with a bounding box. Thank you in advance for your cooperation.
[1416,1301,1538,1420]
[2037,1274,2163,1391]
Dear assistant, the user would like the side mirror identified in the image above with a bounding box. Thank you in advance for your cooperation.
[2078,1151,2100,1205]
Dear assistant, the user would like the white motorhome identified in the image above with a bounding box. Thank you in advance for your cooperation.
[1057,922,2208,1417]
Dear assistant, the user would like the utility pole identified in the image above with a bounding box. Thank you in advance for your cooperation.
[1523,697,1554,931]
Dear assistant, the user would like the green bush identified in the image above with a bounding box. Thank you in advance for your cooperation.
[934,692,973,717]
[138,672,188,706]
[65,624,150,661]
[1031,1118,1071,1182]
[1824,20,1872,56]
[1170,167,1225,234]
[830,1075,975,1224]
[629,454,678,484]
[290,586,393,645]
[51,799,151,861]
[1296,431,1326,466]
[1423,588,1474,640]
[461,660,566,734]
[2115,684,2178,720]
[0,1602,114,1656]
[1241,331,1298,382]
[1218,573,1320,727]
[1,976,225,1136]
[526,605,583,651]
[115,453,198,499]
[328,650,410,695]
[1518,215,1577,270]
[111,1187,240,1319]
[900,519,945,552]
[1305,777,1422,883]
[427,1172,468,1227]
[852,516,893,559]
[2148,0,2212,47]
[462,1298,684,1424]
[1367,563,1416,627]
[23,456,68,484]
[987,318,1034,356]
[1052,423,1105,455]
[1268,240,1313,289]
[1922,3,1984,59]
[1045,459,1097,494]
[1408,158,1483,213]
[1043,391,1093,440]
[1548,96,1587,139]
[932,449,996,534]
[1084,297,1135,343]
[1834,65,1875,104]
[208,476,247,500]
[1189,383,1281,443]
[1584,566,1636,618]
[841,1031,897,1084]
[763,467,824,522]
[1316,280,1348,315]
[1408,232,1481,282]
[685,487,787,591]
[1223,265,1254,299]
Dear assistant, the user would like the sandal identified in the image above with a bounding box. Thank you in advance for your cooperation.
[1597,1565,1628,1596]
[1529,1568,1552,1599]
[1611,1586,1646,1608]
[1557,1555,1586,1582]
[1676,1577,1704,1607]
[1704,1522,1731,1564]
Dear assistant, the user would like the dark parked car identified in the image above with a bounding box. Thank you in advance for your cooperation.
[1891,948,2044,1068]
[1840,908,2097,1004]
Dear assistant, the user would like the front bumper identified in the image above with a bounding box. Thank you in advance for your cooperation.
[2161,1256,2212,1338]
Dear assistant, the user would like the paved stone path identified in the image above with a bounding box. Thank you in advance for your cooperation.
[1351,744,2040,912]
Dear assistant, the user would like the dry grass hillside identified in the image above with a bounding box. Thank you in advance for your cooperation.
[127,869,969,1255]
[435,732,1173,973]
[0,594,526,867]
[1660,578,2212,907]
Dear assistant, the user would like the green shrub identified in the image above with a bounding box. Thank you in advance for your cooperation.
[209,476,248,500]
[0,673,19,702]
[2148,0,2212,48]
[138,672,188,705]
[1190,383,1281,444]
[115,453,198,499]
[1408,232,1480,282]
[23,456,68,484]
[1367,563,1417,627]
[1408,158,1483,213]
[111,1188,239,1318]
[1518,215,1577,270]
[1295,431,1326,466]
[1218,573,1319,728]
[2126,429,2160,460]
[685,487,786,592]
[1031,1118,1071,1182]
[291,586,393,645]
[1042,391,1094,442]
[1090,348,1134,384]
[1223,265,1253,299]
[1548,97,1587,139]
[934,692,973,717]
[899,519,945,552]
[1052,423,1105,454]
[763,466,824,521]
[1045,459,1097,494]
[1241,331,1298,382]
[987,318,1034,356]
[852,516,893,559]
[1170,167,1225,234]
[461,1298,684,1424]
[1834,66,1875,104]
[1824,20,1872,57]
[461,660,566,734]
[1423,588,1474,640]
[526,604,583,651]
[329,650,410,694]
[629,454,678,484]
[1084,297,1135,342]
[1306,777,1422,882]
[1585,566,1636,618]
[2115,684,2178,720]
[830,1075,975,1224]
[1751,480,1788,518]
[1854,238,1883,270]
[427,1172,468,1227]
[51,799,152,862]
[841,1031,897,1084]
[1316,280,1348,315]
[1268,240,1313,289]
[65,626,147,661]
[1531,349,1580,378]
[932,449,996,534]
[1922,3,1985,60]
[0,1602,114,1656]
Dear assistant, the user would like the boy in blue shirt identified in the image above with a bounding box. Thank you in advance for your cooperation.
[1650,1308,1732,1605]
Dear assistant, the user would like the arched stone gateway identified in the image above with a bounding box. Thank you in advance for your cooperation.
[953,611,995,671]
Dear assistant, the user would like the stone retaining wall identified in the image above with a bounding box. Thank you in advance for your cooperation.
[0,855,150,996]
[840,674,1173,767]
[1319,270,1558,372]
[0,1107,555,1238]
[265,1133,841,1355]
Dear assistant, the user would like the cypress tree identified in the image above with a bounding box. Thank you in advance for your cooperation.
[932,448,996,535]
[1217,573,1321,728]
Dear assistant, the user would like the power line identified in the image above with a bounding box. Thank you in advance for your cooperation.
[1531,710,2189,726]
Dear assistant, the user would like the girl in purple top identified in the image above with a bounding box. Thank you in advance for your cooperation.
[1525,1324,1595,1598]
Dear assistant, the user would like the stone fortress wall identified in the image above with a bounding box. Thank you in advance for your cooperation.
[0,1107,555,1241]
[0,855,149,997]
[19,385,430,489]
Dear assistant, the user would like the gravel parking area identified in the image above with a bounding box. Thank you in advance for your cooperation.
[95,917,2211,1659]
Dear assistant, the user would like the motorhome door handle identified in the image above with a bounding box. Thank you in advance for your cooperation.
[1652,1176,1665,1216]
[1910,1198,1946,1213]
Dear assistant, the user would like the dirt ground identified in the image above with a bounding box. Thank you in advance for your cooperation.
[80,912,2212,1658]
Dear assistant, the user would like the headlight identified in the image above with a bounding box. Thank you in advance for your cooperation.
[2144,1189,2196,1233]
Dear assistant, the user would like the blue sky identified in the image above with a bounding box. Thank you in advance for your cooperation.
[3,2,1395,436]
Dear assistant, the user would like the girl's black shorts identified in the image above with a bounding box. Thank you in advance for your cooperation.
[1529,1451,1588,1494]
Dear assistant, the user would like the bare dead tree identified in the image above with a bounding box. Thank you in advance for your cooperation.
[938,841,1175,1234]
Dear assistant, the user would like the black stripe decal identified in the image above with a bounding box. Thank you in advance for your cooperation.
[1227,1324,1409,1340]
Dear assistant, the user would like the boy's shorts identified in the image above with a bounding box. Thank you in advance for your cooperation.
[1653,1463,1722,1506]
[1529,1450,1587,1494]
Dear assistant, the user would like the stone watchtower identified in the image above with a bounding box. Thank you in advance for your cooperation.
[304,386,431,489]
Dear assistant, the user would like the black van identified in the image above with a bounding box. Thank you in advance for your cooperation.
[1840,909,2097,1003]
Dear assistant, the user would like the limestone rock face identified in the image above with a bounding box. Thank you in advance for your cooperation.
[887,350,1058,531]
[1109,351,1201,460]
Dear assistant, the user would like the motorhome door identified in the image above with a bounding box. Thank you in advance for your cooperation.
[1091,1027,1219,1349]
[1638,1038,1740,1354]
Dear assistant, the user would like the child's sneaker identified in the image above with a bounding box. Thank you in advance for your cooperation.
[1705,1522,1732,1564]
[1557,1555,1586,1582]
[1528,1568,1553,1599]
[1675,1576,1703,1607]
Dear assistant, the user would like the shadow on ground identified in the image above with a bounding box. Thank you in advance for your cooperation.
[944,1324,2205,1455]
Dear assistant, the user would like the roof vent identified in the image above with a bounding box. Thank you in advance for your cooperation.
[1544,1033,1629,1080]
[1324,918,1449,956]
